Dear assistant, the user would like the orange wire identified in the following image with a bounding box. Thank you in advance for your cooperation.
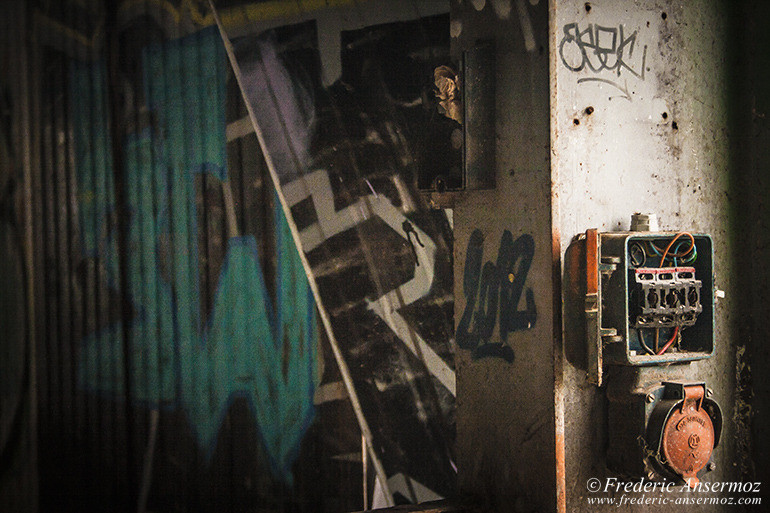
[659,232,695,267]
[650,242,693,257]
[654,233,691,355]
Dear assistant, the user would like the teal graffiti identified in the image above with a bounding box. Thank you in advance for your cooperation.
[70,27,316,483]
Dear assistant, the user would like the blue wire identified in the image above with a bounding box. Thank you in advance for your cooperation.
[652,239,698,266]
[676,240,697,264]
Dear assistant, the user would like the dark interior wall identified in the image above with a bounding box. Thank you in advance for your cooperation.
[7,1,769,512]
[727,0,770,494]
[0,1,37,511]
[451,1,555,511]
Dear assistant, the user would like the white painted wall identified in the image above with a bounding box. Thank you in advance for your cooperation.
[552,1,742,511]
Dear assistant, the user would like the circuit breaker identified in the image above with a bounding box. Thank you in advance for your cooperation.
[582,221,722,486]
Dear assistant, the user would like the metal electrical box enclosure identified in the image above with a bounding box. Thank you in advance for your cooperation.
[585,230,714,385]
[585,228,722,485]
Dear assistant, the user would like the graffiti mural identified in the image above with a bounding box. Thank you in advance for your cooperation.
[32,1,455,510]
[71,27,316,483]
[457,229,536,362]
[223,15,457,503]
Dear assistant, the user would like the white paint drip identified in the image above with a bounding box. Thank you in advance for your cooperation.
[450,18,463,38]
[515,0,537,52]
[490,0,512,19]
[471,0,487,11]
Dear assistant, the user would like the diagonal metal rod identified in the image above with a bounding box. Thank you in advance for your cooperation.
[207,1,394,506]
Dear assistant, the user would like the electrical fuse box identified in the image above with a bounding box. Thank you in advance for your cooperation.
[585,229,714,385]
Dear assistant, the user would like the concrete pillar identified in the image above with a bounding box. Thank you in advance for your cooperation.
[454,1,747,511]
[452,1,557,511]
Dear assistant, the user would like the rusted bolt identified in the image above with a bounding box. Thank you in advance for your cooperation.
[646,393,656,403]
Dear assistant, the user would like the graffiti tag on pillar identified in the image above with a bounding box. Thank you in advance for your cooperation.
[559,22,647,101]
[457,229,537,363]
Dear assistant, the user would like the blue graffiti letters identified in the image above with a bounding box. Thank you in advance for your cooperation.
[457,229,536,362]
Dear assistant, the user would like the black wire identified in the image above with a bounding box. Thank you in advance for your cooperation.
[637,329,655,355]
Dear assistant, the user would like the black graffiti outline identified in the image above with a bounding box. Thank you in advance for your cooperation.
[559,22,647,78]
[559,22,647,101]
[402,219,425,266]
[457,229,537,363]
[577,77,632,101]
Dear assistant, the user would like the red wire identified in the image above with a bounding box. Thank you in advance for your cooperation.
[654,233,691,355]
[656,326,679,355]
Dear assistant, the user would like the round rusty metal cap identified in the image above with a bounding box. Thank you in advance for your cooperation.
[661,386,715,486]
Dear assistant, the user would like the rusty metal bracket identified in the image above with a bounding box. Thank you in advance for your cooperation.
[585,229,601,385]
[680,383,704,412]
[585,229,618,386]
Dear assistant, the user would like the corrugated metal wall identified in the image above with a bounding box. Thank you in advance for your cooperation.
[19,1,459,512]
[28,1,340,511]
[1,2,38,512]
